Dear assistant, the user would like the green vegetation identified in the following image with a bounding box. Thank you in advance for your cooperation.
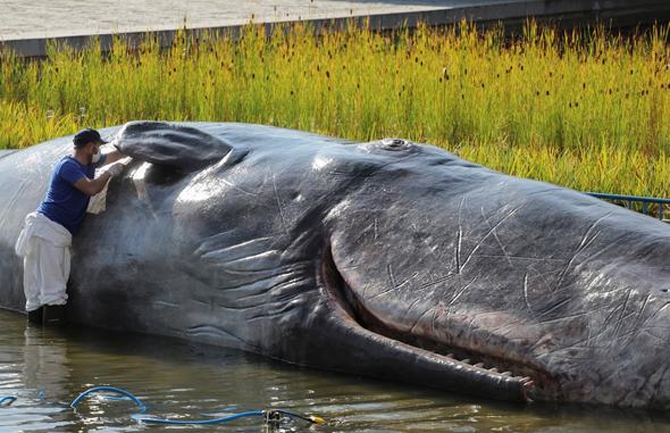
[1,22,669,196]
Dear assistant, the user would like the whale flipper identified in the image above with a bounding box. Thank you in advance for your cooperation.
[113,121,232,171]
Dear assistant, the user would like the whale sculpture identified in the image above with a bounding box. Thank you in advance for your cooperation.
[1,121,670,408]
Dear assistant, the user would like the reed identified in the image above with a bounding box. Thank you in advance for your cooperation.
[1,21,669,196]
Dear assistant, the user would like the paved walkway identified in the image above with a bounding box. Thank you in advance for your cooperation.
[0,0,522,41]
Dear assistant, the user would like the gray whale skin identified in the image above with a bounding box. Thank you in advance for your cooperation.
[1,121,670,408]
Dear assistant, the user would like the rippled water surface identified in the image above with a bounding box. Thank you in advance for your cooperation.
[1,309,669,433]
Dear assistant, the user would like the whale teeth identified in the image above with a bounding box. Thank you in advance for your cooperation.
[489,367,499,373]
[519,376,532,384]
[474,362,484,368]
[501,371,512,376]
[446,353,454,358]
[461,358,471,364]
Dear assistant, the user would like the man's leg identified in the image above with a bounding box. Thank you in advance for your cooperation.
[36,239,69,307]
[23,237,43,324]
[43,244,71,325]
[34,237,70,325]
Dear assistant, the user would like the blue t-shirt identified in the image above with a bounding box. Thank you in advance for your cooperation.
[37,154,107,235]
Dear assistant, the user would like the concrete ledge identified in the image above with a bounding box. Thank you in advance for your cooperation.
[2,0,669,58]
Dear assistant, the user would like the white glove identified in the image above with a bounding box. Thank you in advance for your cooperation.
[107,163,124,178]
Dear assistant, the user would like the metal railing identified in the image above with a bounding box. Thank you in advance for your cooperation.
[586,192,670,222]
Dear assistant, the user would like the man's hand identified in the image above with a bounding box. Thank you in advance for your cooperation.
[73,163,125,196]
[107,163,124,177]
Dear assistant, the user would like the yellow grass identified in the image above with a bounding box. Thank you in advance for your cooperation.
[1,21,669,196]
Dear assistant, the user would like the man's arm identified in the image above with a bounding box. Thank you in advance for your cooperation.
[71,163,125,196]
[100,149,125,166]
[73,172,113,197]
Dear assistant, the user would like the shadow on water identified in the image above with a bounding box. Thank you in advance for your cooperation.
[1,309,670,432]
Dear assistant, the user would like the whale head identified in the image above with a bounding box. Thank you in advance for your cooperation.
[85,121,670,408]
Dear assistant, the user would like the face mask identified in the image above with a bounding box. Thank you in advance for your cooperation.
[91,151,101,164]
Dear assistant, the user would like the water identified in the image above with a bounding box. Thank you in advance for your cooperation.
[1,309,669,433]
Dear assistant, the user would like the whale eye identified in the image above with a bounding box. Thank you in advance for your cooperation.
[377,138,413,151]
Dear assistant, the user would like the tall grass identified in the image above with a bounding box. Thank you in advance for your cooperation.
[1,22,669,196]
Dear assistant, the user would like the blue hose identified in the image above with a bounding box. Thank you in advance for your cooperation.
[69,386,324,426]
[70,386,146,413]
[0,396,17,406]
[133,410,265,425]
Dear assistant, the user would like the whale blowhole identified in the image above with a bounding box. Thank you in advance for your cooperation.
[378,138,413,151]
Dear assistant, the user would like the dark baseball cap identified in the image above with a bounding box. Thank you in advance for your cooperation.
[73,128,108,147]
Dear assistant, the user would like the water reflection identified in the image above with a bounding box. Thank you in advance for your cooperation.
[1,309,670,432]
[22,326,69,402]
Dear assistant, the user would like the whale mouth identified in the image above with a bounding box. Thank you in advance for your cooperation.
[321,246,550,402]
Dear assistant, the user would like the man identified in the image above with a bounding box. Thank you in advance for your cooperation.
[14,128,126,325]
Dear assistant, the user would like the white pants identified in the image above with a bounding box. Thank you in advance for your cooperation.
[15,212,72,312]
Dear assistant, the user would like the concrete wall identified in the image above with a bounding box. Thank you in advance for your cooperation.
[2,0,669,58]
